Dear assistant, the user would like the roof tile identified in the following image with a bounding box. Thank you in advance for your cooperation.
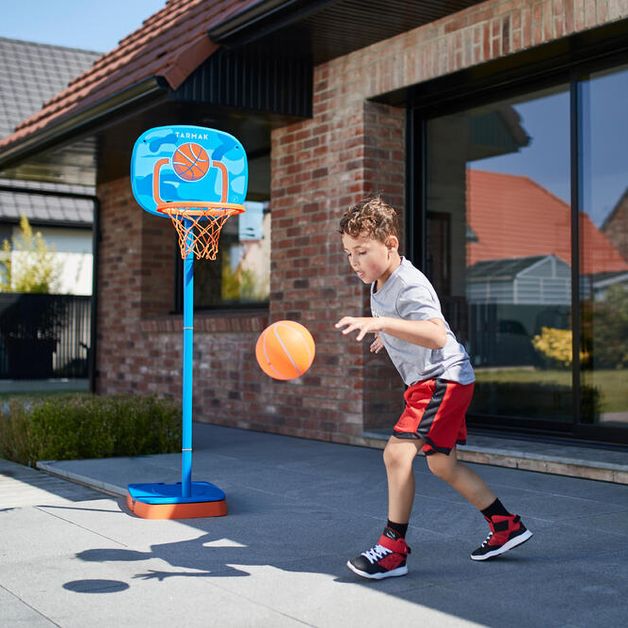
[0,40,97,225]
[0,37,100,138]
[0,0,258,151]
[468,170,628,275]
[0,187,93,225]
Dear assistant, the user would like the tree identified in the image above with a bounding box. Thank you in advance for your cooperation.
[0,216,62,293]
[590,285,628,369]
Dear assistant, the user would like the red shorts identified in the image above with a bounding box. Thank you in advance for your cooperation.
[393,379,474,455]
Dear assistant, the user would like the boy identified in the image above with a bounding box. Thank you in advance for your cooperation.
[336,196,532,580]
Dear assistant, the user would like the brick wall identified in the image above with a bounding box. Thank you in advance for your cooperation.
[96,0,627,445]
[355,0,627,98]
[266,0,628,442]
[96,179,270,426]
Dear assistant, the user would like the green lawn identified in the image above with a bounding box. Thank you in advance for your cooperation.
[475,368,628,413]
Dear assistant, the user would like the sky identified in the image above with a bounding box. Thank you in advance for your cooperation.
[471,70,628,228]
[0,0,168,52]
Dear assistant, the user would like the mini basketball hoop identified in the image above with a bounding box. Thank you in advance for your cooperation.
[128,125,248,519]
[159,204,244,260]
[151,154,245,260]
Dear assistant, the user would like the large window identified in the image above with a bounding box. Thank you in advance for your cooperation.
[175,153,270,310]
[579,64,628,427]
[420,60,628,441]
[426,85,574,424]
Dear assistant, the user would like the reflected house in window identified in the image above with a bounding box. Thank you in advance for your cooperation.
[601,187,628,260]
[196,203,271,306]
[466,170,628,297]
[467,254,571,305]
[470,106,531,160]
[464,170,628,367]
[582,187,628,303]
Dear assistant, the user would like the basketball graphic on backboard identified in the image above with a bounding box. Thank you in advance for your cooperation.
[172,142,211,181]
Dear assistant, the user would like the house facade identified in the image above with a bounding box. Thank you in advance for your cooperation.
[0,37,99,296]
[0,0,626,445]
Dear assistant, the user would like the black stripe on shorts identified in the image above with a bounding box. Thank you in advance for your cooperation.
[416,379,448,441]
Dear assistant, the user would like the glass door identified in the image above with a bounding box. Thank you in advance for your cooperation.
[424,84,576,428]
[579,63,628,429]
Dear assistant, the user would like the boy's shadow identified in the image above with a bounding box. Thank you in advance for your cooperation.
[77,536,253,580]
[76,497,350,582]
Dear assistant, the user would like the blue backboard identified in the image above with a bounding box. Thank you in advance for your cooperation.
[130,125,248,217]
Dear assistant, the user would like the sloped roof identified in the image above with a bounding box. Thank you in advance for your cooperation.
[0,38,99,225]
[467,169,628,275]
[0,0,258,153]
[0,180,93,226]
[467,255,558,281]
[0,37,101,139]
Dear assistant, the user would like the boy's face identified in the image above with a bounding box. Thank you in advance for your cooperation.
[342,232,398,285]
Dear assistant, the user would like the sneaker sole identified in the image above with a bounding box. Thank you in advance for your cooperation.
[346,560,408,580]
[470,529,533,561]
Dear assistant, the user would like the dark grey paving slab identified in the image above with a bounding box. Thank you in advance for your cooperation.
[479,464,628,500]
[466,433,628,468]
[7,423,628,627]
[408,547,628,628]
[564,507,628,537]
[1,496,480,627]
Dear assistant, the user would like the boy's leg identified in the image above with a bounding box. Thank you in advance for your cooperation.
[384,435,423,522]
[425,448,495,509]
[426,449,533,560]
[346,436,417,580]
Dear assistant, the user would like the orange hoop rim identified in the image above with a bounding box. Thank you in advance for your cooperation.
[156,201,245,217]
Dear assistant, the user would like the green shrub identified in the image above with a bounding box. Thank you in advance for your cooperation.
[0,394,181,467]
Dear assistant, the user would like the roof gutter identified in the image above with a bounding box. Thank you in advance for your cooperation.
[209,0,332,46]
[0,77,168,171]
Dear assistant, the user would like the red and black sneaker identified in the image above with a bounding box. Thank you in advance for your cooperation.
[470,514,533,561]
[347,528,411,579]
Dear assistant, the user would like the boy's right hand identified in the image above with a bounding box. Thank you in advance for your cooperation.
[370,333,384,353]
[335,316,382,341]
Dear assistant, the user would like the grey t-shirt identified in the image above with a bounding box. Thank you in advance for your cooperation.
[370,257,475,386]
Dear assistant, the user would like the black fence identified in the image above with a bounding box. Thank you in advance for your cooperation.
[0,293,91,380]
[441,298,573,368]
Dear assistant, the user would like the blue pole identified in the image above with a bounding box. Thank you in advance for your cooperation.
[181,219,194,497]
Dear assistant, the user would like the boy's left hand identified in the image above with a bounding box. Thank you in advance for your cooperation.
[335,316,382,342]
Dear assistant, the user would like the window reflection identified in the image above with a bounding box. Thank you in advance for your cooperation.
[427,86,575,422]
[182,152,271,309]
[193,202,271,307]
[580,64,628,426]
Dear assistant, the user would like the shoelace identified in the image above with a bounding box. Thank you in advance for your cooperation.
[361,544,392,564]
[480,532,493,548]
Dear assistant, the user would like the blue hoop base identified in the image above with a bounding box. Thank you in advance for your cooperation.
[127,482,227,519]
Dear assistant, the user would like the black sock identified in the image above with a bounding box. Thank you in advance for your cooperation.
[481,498,511,519]
[386,519,408,539]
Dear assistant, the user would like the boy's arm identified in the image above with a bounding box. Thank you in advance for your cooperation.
[335,316,447,350]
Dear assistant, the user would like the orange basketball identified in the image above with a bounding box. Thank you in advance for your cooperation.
[172,142,210,181]
[255,321,315,381]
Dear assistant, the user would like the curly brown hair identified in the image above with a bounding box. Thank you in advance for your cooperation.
[338,195,400,243]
